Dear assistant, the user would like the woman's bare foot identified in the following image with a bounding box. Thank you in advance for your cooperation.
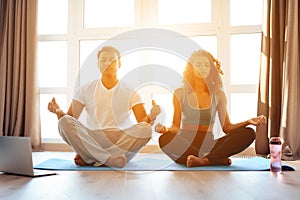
[74,154,95,166]
[186,155,232,167]
[104,154,127,168]
[214,157,232,166]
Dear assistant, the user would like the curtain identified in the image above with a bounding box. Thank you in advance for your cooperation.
[0,0,40,149]
[256,0,300,160]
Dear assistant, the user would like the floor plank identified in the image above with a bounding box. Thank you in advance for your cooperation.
[0,152,300,200]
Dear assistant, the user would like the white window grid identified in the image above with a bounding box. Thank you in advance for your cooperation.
[38,0,263,143]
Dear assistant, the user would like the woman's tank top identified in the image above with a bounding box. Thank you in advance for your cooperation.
[181,89,217,126]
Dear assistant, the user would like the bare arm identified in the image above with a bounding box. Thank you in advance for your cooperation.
[217,91,266,133]
[66,100,85,119]
[155,88,182,134]
[132,100,161,124]
[48,98,84,120]
[132,103,148,123]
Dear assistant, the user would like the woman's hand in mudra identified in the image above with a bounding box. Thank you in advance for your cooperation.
[155,123,166,133]
[155,123,179,134]
[248,115,267,126]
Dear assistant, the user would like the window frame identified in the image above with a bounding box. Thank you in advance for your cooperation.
[38,0,263,147]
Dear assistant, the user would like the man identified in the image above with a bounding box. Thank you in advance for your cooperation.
[48,46,160,168]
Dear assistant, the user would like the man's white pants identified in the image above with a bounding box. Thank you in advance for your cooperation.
[58,115,152,166]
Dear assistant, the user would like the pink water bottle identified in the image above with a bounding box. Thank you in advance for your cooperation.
[269,137,282,173]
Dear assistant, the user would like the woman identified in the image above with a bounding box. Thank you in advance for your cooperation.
[155,50,266,167]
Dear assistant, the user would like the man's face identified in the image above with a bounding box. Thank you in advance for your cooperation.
[98,51,119,74]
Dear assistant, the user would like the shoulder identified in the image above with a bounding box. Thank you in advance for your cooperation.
[174,88,184,102]
[118,80,133,92]
[174,88,183,95]
[73,80,97,103]
[78,80,98,91]
[215,89,227,105]
[74,80,97,98]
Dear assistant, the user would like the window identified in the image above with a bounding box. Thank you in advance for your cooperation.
[230,0,264,26]
[157,0,212,24]
[38,0,264,144]
[230,33,261,85]
[38,41,68,87]
[228,0,263,126]
[84,0,135,28]
[37,0,68,34]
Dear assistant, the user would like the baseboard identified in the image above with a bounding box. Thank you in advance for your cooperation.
[140,145,163,153]
[235,147,256,157]
[40,142,73,152]
[40,142,256,157]
[40,143,163,153]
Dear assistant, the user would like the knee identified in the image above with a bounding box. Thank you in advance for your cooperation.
[158,134,166,148]
[58,115,74,129]
[136,122,152,140]
[58,115,79,138]
[245,127,256,142]
[158,133,173,154]
[158,135,187,164]
[158,133,173,149]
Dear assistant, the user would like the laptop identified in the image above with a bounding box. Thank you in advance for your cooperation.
[0,136,56,177]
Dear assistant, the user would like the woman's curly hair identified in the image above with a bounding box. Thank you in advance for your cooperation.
[183,50,224,94]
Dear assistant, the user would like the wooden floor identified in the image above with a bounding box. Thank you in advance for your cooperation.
[1,151,300,200]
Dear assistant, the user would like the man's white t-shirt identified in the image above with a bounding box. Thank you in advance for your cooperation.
[73,80,144,130]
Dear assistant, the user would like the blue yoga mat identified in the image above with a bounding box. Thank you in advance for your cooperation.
[34,154,294,171]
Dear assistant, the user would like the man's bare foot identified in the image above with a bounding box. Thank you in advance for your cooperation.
[186,155,209,167]
[104,154,127,168]
[74,154,95,166]
[186,155,232,167]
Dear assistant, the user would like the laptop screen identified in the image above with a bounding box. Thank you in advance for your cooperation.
[0,136,35,176]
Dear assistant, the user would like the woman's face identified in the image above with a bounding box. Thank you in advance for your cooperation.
[191,55,211,78]
[98,51,119,74]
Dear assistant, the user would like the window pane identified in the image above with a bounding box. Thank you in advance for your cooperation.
[40,94,67,139]
[191,36,217,58]
[230,0,263,26]
[38,0,68,34]
[38,41,68,87]
[230,34,261,85]
[80,40,105,67]
[151,92,174,144]
[141,49,186,76]
[79,40,141,86]
[231,93,257,123]
[152,92,174,127]
[84,0,135,28]
[118,51,142,79]
[158,0,211,24]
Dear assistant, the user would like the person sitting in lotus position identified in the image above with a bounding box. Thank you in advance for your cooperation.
[48,46,160,168]
[155,50,266,167]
